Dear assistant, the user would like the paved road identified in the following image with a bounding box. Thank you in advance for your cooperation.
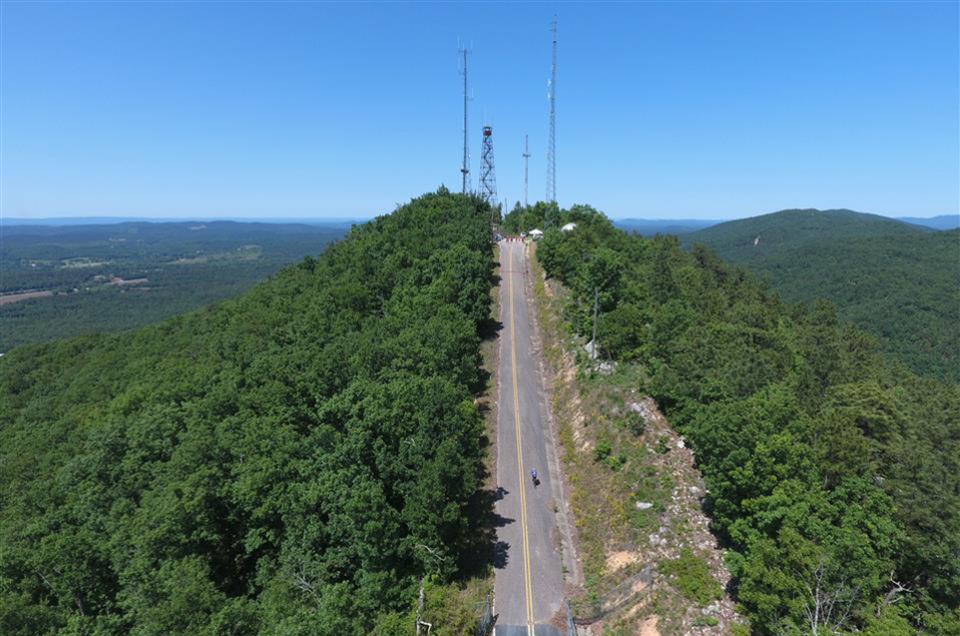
[494,240,565,635]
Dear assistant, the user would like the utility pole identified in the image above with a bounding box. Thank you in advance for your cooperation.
[591,287,599,362]
[459,47,471,194]
[546,16,558,203]
[523,134,531,207]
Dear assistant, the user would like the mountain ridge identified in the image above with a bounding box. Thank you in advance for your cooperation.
[897,214,960,231]
[684,209,958,380]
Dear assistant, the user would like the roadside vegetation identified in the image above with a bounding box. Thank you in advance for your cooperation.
[0,189,498,635]
[509,203,960,636]
[529,239,741,636]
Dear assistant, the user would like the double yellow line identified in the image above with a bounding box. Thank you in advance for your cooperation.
[507,246,536,633]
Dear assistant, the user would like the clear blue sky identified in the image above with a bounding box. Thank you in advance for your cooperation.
[2,1,957,220]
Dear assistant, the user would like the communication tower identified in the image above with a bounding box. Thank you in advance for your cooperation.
[546,16,558,203]
[523,134,531,207]
[459,47,471,194]
[479,126,498,207]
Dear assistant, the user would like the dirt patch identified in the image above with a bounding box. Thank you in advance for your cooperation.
[639,615,661,636]
[109,277,148,286]
[606,550,638,573]
[61,258,109,269]
[0,290,54,305]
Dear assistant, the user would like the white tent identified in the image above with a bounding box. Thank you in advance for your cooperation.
[561,222,577,232]
[529,229,544,240]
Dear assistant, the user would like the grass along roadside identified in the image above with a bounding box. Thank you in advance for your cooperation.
[527,242,745,636]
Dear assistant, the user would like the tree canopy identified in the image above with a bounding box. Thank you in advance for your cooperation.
[682,209,959,381]
[536,205,959,636]
[0,189,496,635]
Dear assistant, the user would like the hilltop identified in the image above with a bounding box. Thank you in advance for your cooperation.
[683,208,927,259]
[0,190,498,635]
[610,212,957,237]
[684,209,958,381]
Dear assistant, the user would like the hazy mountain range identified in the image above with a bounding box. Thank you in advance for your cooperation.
[614,212,958,234]
[5,212,956,232]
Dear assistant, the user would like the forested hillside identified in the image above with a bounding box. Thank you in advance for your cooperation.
[0,221,347,351]
[505,203,960,636]
[683,209,927,260]
[683,210,958,381]
[0,190,496,635]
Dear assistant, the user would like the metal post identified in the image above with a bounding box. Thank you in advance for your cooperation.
[592,287,599,362]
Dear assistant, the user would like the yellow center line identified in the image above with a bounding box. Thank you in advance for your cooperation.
[508,245,536,633]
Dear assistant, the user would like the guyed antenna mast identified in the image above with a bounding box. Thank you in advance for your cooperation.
[459,46,471,194]
[523,134,531,207]
[546,16,558,203]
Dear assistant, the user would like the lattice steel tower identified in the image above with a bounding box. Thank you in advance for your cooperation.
[479,126,498,206]
[546,16,558,203]
[459,47,471,194]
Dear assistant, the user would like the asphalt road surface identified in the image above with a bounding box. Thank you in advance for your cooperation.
[494,240,565,636]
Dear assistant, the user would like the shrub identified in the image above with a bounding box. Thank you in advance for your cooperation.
[604,453,627,471]
[621,410,647,436]
[659,548,722,606]
[594,438,613,461]
[730,622,751,636]
[655,435,671,454]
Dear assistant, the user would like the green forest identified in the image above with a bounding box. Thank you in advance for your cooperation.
[0,221,347,351]
[681,209,959,381]
[0,190,496,635]
[506,203,960,636]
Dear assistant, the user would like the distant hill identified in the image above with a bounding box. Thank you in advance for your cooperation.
[2,216,153,226]
[1,220,346,351]
[897,214,960,231]
[684,208,928,260]
[685,209,958,381]
[1,216,365,227]
[2,219,343,240]
[614,218,719,235]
